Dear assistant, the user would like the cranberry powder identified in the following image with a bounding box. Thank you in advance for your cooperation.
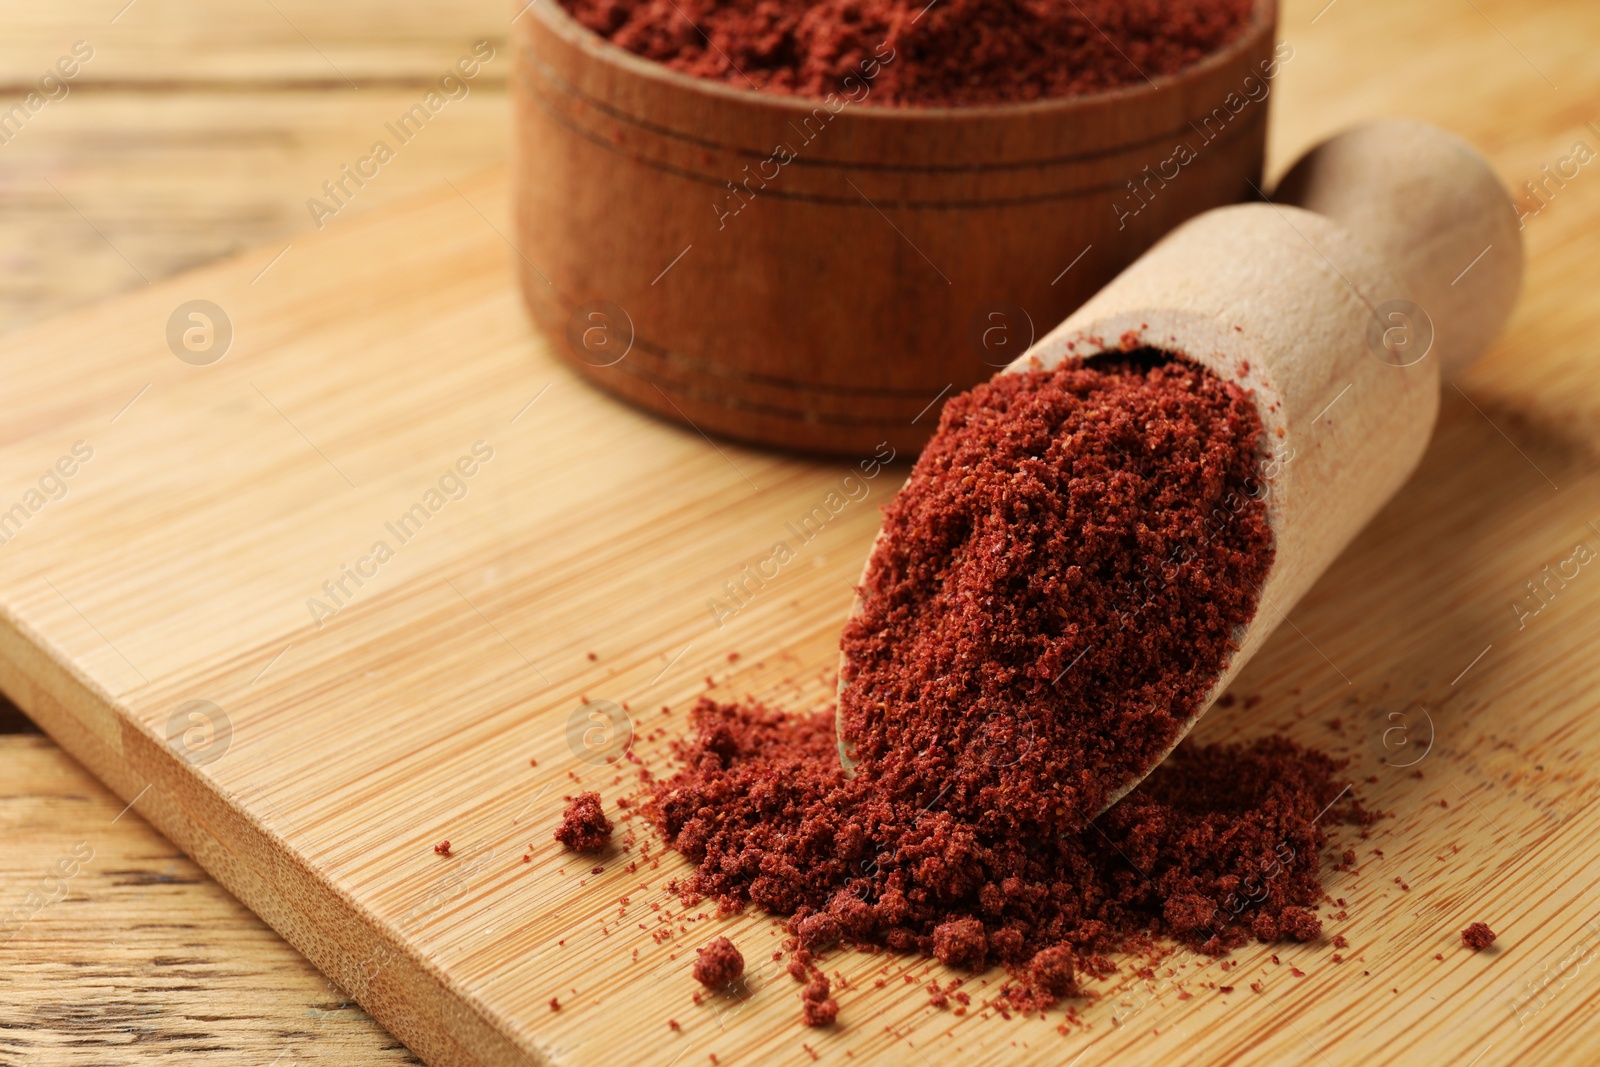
[559,0,1256,107]
[651,700,1366,1009]
[647,355,1372,1012]
[839,354,1276,833]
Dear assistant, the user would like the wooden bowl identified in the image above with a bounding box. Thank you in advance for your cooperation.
[513,0,1281,455]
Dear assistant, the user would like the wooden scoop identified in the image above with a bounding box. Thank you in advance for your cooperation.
[836,120,1523,812]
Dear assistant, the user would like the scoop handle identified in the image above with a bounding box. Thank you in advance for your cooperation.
[1273,119,1524,379]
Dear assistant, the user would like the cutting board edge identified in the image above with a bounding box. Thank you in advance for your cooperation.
[0,610,549,1067]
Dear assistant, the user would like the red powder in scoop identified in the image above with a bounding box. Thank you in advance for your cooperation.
[840,353,1275,833]
[555,792,614,852]
[558,0,1256,107]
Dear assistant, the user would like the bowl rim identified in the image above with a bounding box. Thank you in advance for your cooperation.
[521,0,1278,121]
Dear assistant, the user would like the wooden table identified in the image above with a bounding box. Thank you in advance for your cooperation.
[0,1,509,1060]
[3,0,1598,1063]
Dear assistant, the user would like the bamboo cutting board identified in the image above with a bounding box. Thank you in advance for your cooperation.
[5,10,1600,1067]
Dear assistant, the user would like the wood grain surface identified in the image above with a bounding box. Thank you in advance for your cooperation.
[0,0,508,85]
[0,734,421,1065]
[0,1,507,1063]
[0,1,510,336]
[1,0,1598,1065]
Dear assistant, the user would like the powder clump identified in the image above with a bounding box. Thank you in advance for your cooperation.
[800,974,839,1026]
[692,936,746,987]
[932,918,988,970]
[1461,922,1497,950]
[555,791,614,852]
[1026,944,1076,1001]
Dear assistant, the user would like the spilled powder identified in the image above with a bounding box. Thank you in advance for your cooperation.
[555,791,614,852]
[800,972,839,1026]
[643,355,1370,1015]
[651,700,1370,1012]
[558,0,1256,107]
